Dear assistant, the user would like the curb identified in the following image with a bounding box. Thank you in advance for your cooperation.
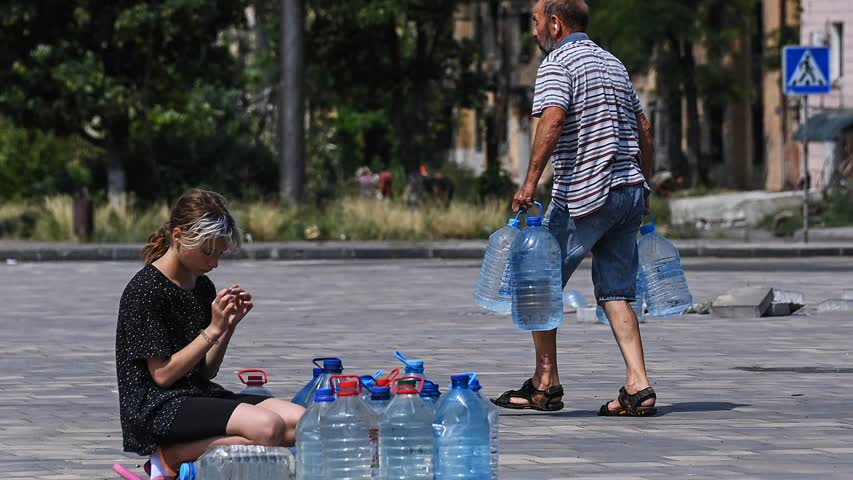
[1,241,852,262]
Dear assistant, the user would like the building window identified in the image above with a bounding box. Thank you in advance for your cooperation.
[830,22,844,82]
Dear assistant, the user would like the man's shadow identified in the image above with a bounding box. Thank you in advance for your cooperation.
[498,402,749,417]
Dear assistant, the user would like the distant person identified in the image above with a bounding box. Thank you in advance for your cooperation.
[357,166,379,199]
[494,0,657,417]
[115,189,304,479]
[379,166,393,199]
[432,171,455,207]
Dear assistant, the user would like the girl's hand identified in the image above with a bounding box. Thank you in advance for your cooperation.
[210,288,236,335]
[224,284,253,330]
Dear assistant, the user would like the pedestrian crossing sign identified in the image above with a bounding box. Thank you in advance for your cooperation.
[783,46,831,95]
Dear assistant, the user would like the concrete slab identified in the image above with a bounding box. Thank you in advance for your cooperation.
[711,287,774,318]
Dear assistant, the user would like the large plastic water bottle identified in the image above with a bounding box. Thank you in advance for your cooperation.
[562,289,590,312]
[237,369,274,397]
[510,202,563,331]
[295,388,334,480]
[475,212,523,313]
[433,374,490,479]
[595,272,645,325]
[321,376,379,479]
[638,223,692,316]
[469,378,499,479]
[379,377,434,479]
[291,367,322,406]
[303,358,344,409]
[178,445,295,479]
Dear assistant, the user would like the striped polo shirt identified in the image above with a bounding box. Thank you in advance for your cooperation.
[532,32,647,218]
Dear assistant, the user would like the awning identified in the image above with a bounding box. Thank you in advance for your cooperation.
[795,109,853,142]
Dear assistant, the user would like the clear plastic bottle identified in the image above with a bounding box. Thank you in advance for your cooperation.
[295,388,334,480]
[475,213,523,313]
[433,374,490,479]
[304,357,344,410]
[379,377,434,479]
[562,289,590,313]
[237,369,274,397]
[320,376,378,479]
[469,378,499,480]
[177,445,295,480]
[368,385,392,416]
[638,223,692,317]
[510,202,563,331]
[291,367,322,406]
[419,380,441,411]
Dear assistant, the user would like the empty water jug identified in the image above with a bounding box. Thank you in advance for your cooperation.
[638,223,692,316]
[395,351,429,382]
[475,212,523,313]
[562,288,590,313]
[178,445,295,480]
[237,369,274,397]
[510,202,563,331]
[304,357,344,409]
[320,376,378,479]
[292,367,322,406]
[433,374,490,479]
[379,377,434,479]
[296,388,334,480]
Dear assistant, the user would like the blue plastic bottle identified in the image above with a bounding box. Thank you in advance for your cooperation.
[295,388,334,480]
[433,374,490,479]
[320,376,378,479]
[379,377,434,479]
[303,358,344,409]
[510,202,564,331]
[291,367,322,406]
[475,212,523,313]
[469,378,499,480]
[395,351,429,381]
[638,223,692,317]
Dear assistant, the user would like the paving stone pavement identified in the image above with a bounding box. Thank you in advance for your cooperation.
[1,257,853,479]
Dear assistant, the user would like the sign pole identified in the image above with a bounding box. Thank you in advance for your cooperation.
[802,95,809,244]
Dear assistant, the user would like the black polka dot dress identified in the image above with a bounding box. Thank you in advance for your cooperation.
[115,264,230,455]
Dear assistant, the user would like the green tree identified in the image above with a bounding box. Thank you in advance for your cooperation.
[0,0,265,199]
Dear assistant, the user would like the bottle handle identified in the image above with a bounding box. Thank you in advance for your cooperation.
[237,369,268,386]
[523,201,544,224]
[312,357,340,369]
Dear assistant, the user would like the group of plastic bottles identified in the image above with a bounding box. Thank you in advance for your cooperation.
[293,352,499,480]
[475,202,692,327]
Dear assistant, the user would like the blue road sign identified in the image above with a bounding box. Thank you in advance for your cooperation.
[783,46,831,95]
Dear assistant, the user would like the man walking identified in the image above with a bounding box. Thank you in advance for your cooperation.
[492,0,657,416]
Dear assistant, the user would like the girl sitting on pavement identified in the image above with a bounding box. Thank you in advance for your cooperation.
[115,189,304,480]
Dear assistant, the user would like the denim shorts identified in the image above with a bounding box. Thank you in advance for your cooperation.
[543,184,646,303]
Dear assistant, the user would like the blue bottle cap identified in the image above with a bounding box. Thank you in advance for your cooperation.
[370,386,391,400]
[420,380,441,398]
[507,218,521,228]
[451,374,471,387]
[323,358,343,372]
[640,223,656,235]
[405,359,425,374]
[526,216,542,227]
[314,388,335,403]
[360,375,376,388]
[312,367,322,377]
[178,462,196,480]
[469,378,482,392]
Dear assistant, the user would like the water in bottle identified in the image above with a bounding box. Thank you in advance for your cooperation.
[304,357,344,409]
[291,367,322,406]
[379,377,434,479]
[295,388,334,480]
[638,223,692,317]
[433,374,490,479]
[469,378,499,479]
[237,369,274,397]
[320,376,378,479]
[510,202,563,331]
[178,445,295,480]
[475,213,523,313]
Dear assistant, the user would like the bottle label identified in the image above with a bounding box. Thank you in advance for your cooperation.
[369,427,379,469]
[498,263,512,296]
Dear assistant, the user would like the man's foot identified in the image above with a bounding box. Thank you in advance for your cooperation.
[598,386,657,416]
[492,378,564,411]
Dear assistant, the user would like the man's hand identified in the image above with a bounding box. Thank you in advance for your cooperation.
[512,182,537,213]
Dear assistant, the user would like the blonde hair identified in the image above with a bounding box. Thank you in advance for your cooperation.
[143,189,241,264]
